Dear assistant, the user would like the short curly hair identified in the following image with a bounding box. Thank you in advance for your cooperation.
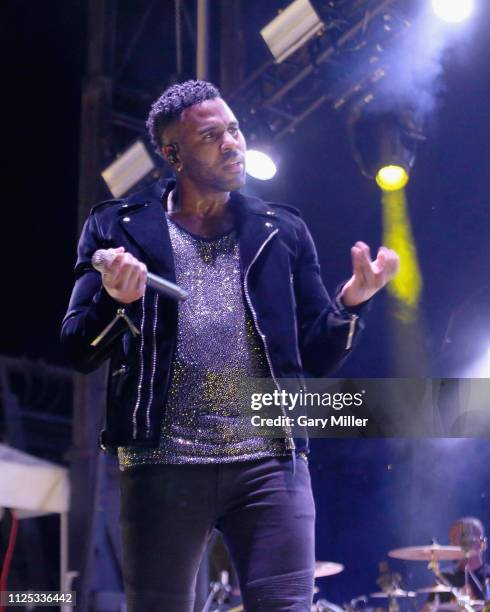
[146,80,221,155]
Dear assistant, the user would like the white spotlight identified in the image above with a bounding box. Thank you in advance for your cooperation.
[102,140,155,198]
[245,150,277,181]
[461,343,490,377]
[431,0,474,23]
[260,0,324,64]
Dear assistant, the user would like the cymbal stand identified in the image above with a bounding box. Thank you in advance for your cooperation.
[427,551,452,588]
[201,570,232,612]
[427,551,475,612]
[388,594,400,612]
[464,556,484,599]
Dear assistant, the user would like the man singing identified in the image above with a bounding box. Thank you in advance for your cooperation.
[61,80,399,611]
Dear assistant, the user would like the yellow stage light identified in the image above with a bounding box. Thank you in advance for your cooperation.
[376,165,409,191]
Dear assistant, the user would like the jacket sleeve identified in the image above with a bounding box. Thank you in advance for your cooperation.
[293,217,367,377]
[60,212,137,373]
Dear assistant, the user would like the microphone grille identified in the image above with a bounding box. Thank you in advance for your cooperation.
[91,249,114,272]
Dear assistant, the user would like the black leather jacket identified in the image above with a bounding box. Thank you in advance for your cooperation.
[61,180,364,454]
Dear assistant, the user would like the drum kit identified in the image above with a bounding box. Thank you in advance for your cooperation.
[312,544,489,612]
[203,542,488,611]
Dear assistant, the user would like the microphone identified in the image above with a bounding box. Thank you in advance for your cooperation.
[91,249,188,302]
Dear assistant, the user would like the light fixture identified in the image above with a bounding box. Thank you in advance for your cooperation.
[431,0,474,23]
[245,149,277,181]
[102,140,155,198]
[376,165,409,191]
[348,107,423,191]
[260,0,324,64]
[462,345,490,377]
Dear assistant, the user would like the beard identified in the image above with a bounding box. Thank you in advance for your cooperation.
[186,162,246,193]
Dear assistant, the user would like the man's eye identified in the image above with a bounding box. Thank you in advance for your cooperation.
[204,133,216,140]
[229,127,238,136]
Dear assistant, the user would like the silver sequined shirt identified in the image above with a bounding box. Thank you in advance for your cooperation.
[118,214,286,468]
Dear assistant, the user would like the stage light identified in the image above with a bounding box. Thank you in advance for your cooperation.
[376,165,409,191]
[476,346,490,375]
[245,149,277,181]
[462,344,490,377]
[432,0,474,23]
[102,140,155,198]
[348,108,423,191]
[260,0,324,64]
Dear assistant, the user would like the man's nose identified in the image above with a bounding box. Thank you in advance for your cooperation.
[221,131,238,152]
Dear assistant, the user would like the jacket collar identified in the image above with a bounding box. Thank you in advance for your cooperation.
[229,190,279,274]
[117,180,175,280]
[118,179,279,277]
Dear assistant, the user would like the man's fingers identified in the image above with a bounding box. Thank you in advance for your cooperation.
[354,241,371,258]
[351,243,373,283]
[108,252,124,270]
[105,253,144,289]
[118,262,136,291]
[351,242,400,289]
[117,255,140,289]
[373,246,400,280]
[100,249,147,304]
[105,247,125,269]
[137,264,148,294]
[353,241,372,269]
[352,241,372,268]
[103,252,124,283]
[386,249,400,277]
[122,261,146,292]
[372,247,387,274]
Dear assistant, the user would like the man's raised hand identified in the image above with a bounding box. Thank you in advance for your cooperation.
[340,241,400,307]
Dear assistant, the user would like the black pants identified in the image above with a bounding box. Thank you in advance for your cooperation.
[120,455,316,611]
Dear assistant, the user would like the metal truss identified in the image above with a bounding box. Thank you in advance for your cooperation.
[105,0,415,149]
[228,0,412,141]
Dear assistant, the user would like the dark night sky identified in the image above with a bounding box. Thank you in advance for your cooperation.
[2,1,87,363]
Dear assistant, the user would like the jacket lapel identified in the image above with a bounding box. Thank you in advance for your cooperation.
[118,181,176,282]
[230,191,279,275]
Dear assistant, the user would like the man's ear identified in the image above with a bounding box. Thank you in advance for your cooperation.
[163,143,179,165]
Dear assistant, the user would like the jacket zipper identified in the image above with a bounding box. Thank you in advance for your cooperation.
[289,273,304,371]
[112,365,127,377]
[112,364,127,396]
[132,290,176,441]
[243,229,295,451]
[145,293,159,436]
[90,307,140,347]
[346,314,359,350]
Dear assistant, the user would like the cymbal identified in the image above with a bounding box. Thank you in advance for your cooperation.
[434,603,484,612]
[417,585,454,594]
[388,545,466,561]
[371,589,416,598]
[314,561,345,578]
